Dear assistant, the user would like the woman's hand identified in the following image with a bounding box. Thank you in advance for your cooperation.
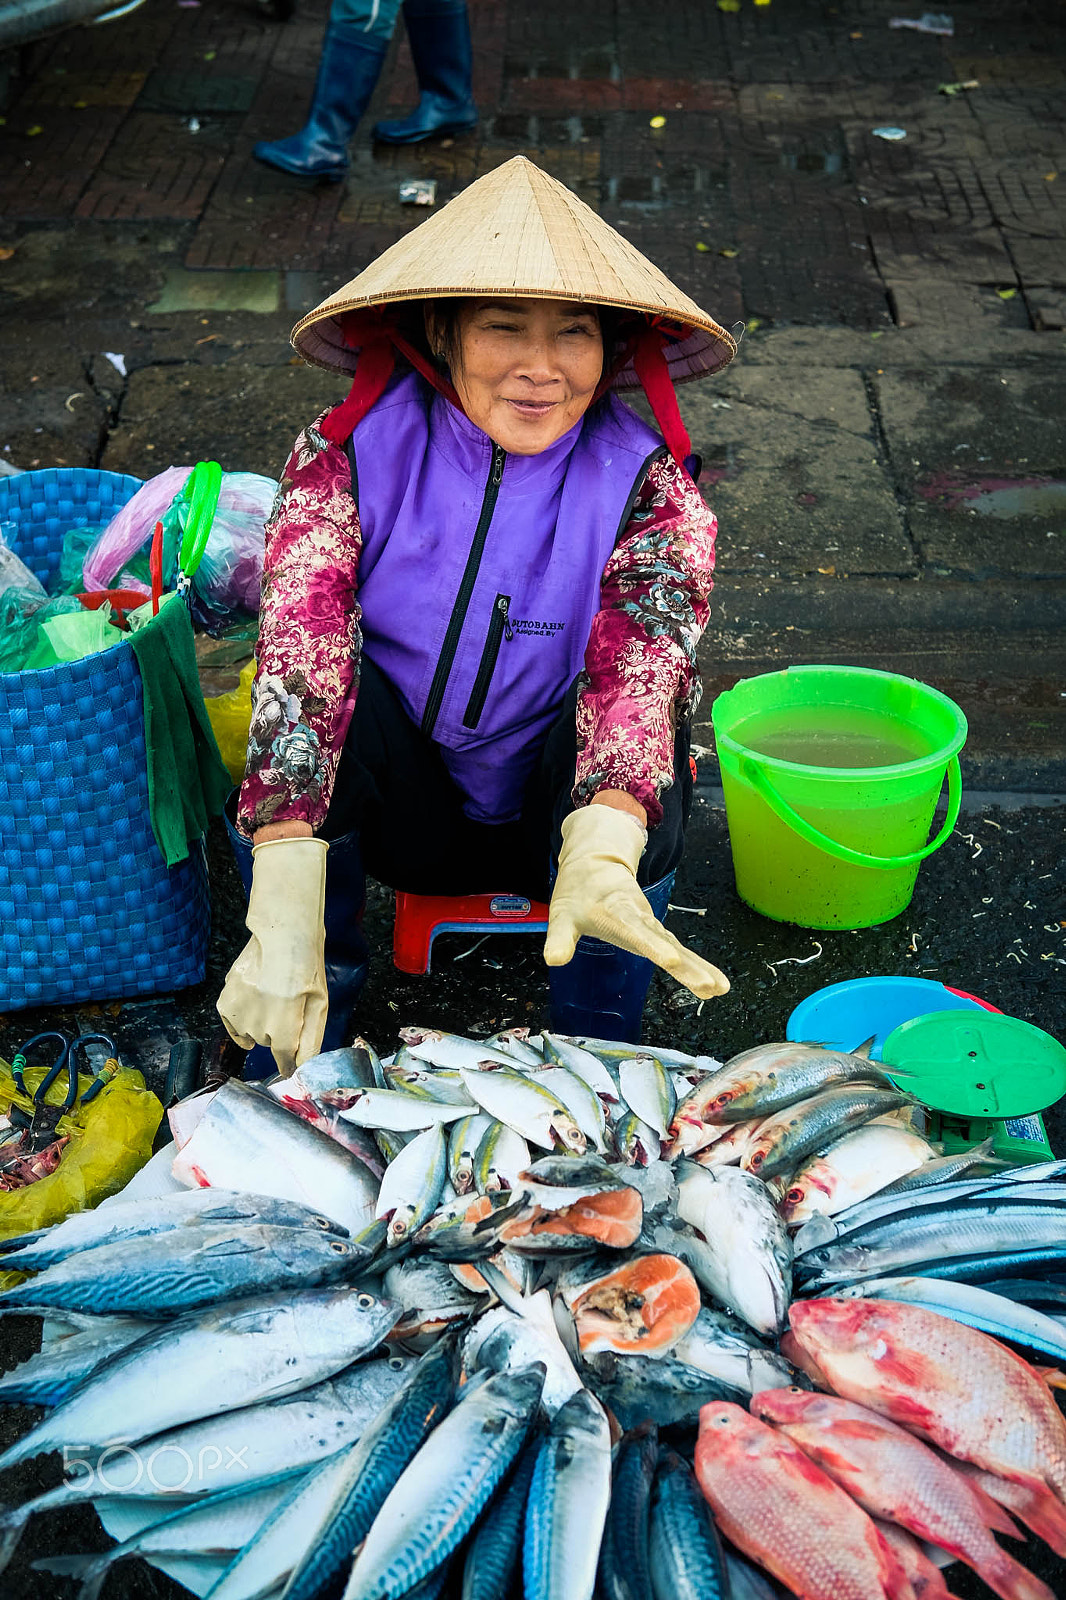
[544,804,730,998]
[217,836,329,1075]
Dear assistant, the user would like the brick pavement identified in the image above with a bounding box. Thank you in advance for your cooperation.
[1,0,1063,324]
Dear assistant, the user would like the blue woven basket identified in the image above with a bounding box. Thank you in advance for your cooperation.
[0,469,211,1009]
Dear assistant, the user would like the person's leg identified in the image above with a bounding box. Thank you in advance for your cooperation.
[372,0,477,145]
[254,0,401,179]
[528,679,693,1043]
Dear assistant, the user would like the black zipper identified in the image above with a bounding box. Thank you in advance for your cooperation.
[421,443,506,738]
[463,593,513,729]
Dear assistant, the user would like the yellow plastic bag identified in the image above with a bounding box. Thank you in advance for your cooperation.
[205,656,255,784]
[0,1058,164,1247]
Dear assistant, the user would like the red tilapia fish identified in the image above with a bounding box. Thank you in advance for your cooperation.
[874,1521,955,1600]
[788,1299,1066,1507]
[752,1387,1054,1600]
[693,1402,914,1599]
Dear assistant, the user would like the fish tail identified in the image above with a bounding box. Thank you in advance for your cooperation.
[0,1502,34,1579]
[1002,1486,1066,1559]
[0,1229,46,1255]
[977,1548,1056,1600]
[31,1553,113,1600]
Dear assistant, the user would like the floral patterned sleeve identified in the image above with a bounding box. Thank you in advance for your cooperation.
[236,415,362,835]
[573,454,717,828]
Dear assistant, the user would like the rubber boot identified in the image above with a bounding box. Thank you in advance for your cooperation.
[225,801,370,1079]
[547,872,675,1045]
[254,28,388,179]
[372,0,477,144]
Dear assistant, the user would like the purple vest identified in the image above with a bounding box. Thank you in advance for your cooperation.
[351,372,664,823]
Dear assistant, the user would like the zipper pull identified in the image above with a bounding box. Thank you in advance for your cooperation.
[491,445,505,485]
[499,594,513,641]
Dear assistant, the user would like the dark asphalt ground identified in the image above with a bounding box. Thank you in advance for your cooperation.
[1,0,1065,1595]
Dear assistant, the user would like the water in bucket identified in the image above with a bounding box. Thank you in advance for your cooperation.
[712,667,967,930]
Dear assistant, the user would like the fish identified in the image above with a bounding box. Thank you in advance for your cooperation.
[787,1297,1066,1505]
[376,1124,449,1245]
[343,1364,545,1599]
[458,1065,586,1154]
[617,1056,676,1141]
[795,1203,1066,1289]
[648,1449,731,1600]
[742,1086,916,1180]
[724,1550,785,1599]
[535,1065,609,1153]
[399,1027,518,1071]
[570,1037,705,1071]
[581,1349,746,1431]
[204,1450,359,1600]
[0,1315,156,1406]
[0,1285,400,1471]
[339,1089,471,1132]
[568,1253,701,1356]
[524,1388,612,1600]
[875,1136,998,1195]
[834,1275,1066,1365]
[460,1438,539,1600]
[473,1121,531,1194]
[778,1123,937,1224]
[540,1034,622,1109]
[677,1040,895,1128]
[0,1223,367,1319]
[447,1113,494,1196]
[692,1117,766,1169]
[951,1461,1066,1559]
[674,1162,792,1336]
[598,1421,658,1600]
[872,1522,955,1600]
[0,1187,350,1268]
[172,1080,380,1235]
[34,1479,298,1600]
[277,1336,460,1600]
[486,1029,547,1069]
[673,1306,806,1396]
[693,1402,914,1599]
[752,1386,1053,1600]
[496,1184,643,1255]
[383,1258,483,1341]
[612,1111,661,1166]
[384,1063,475,1106]
[462,1292,582,1416]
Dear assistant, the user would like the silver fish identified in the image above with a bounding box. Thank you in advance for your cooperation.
[458,1066,586,1154]
[673,1163,792,1336]
[673,1307,805,1396]
[535,1066,609,1153]
[742,1085,913,1180]
[172,1080,379,1235]
[0,1286,399,1470]
[339,1089,470,1132]
[678,1039,894,1126]
[399,1027,518,1071]
[384,1259,483,1340]
[524,1388,612,1600]
[343,1365,545,1599]
[0,1224,366,1319]
[0,1316,156,1406]
[613,1111,661,1167]
[473,1121,531,1195]
[462,1291,582,1415]
[540,1034,621,1110]
[486,1029,546,1069]
[384,1064,474,1106]
[798,1204,1066,1288]
[376,1124,449,1246]
[618,1054,676,1141]
[447,1113,494,1196]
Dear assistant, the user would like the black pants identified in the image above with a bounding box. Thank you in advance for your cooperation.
[323,656,693,900]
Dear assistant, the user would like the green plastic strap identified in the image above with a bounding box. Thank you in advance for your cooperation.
[741,755,963,870]
[179,460,222,577]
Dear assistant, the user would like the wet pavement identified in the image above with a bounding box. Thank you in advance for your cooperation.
[1,1,1065,1596]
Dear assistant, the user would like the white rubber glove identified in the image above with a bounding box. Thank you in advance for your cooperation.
[217,836,329,1077]
[544,805,730,999]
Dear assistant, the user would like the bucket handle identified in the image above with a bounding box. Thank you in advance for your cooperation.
[740,755,963,870]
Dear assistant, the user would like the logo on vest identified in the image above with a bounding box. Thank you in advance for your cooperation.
[510,619,565,638]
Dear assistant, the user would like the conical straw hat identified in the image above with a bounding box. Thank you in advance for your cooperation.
[292,156,736,390]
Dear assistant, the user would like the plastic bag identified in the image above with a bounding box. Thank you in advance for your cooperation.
[22,601,122,669]
[204,656,256,782]
[58,525,110,595]
[0,525,47,597]
[84,467,274,629]
[0,587,83,673]
[0,1057,164,1248]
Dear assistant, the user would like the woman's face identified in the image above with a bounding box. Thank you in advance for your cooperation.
[433,298,605,455]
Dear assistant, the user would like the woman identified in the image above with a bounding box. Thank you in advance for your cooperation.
[219,156,734,1076]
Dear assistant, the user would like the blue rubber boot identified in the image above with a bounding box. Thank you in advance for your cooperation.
[372,0,477,144]
[547,872,675,1045]
[254,28,388,179]
[225,803,370,1079]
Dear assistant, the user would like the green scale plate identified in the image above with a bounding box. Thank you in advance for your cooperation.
[882,1010,1066,1120]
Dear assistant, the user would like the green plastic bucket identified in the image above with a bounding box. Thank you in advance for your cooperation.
[711,665,967,930]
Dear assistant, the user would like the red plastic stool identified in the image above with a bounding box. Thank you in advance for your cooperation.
[392,890,550,975]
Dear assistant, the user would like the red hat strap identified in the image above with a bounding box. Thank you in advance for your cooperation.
[320,310,462,446]
[632,318,692,468]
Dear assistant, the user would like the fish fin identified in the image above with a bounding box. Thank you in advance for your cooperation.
[1032,1364,1066,1392]
[853,1037,877,1059]
[31,1553,112,1600]
[968,1483,1025,1540]
[0,1229,47,1255]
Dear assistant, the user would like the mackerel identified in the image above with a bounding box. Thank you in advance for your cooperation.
[524,1388,612,1600]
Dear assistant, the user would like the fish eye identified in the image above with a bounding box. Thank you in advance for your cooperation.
[329,1241,348,1254]
[748,1152,764,1168]
[785,1188,804,1204]
[357,1292,376,1308]
[313,1217,331,1229]
[789,1385,804,1393]
[388,1356,406,1369]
